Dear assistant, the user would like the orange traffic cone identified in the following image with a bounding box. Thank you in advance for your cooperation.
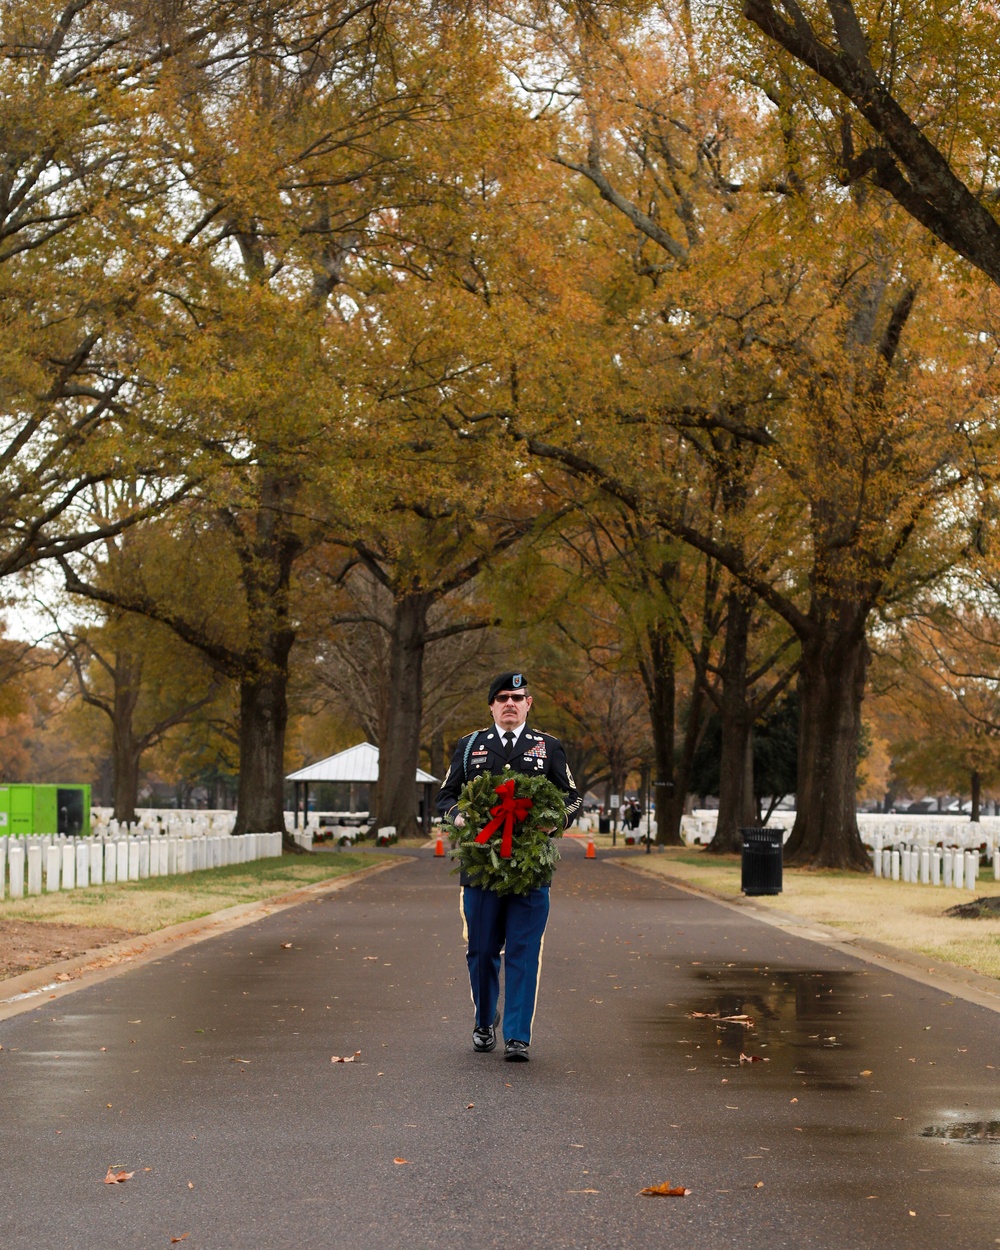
[585,833,596,859]
[434,833,445,857]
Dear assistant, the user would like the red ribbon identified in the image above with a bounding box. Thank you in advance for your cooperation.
[474,780,534,858]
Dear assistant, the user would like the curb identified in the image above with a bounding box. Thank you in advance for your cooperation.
[612,858,1000,1015]
[0,857,409,1023]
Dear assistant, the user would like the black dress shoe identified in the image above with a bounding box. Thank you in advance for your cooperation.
[503,1039,529,1062]
[472,1025,496,1053]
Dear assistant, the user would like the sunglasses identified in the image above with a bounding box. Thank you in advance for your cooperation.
[494,693,528,703]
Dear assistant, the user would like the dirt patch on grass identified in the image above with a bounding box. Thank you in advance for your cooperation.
[0,920,134,981]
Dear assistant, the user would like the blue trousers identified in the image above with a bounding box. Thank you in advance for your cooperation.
[462,885,550,1044]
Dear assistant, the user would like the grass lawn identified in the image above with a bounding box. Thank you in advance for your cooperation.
[0,852,380,936]
[611,844,1000,981]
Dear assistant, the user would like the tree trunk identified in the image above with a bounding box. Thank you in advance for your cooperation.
[428,726,444,812]
[111,651,143,825]
[785,608,870,868]
[233,660,291,837]
[112,745,141,826]
[971,770,981,823]
[708,590,756,854]
[639,620,685,845]
[671,677,709,842]
[370,591,431,839]
[232,471,302,848]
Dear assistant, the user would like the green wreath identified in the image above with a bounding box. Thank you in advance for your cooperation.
[446,771,566,896]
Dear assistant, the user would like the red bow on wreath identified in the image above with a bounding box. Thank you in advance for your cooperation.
[474,780,534,858]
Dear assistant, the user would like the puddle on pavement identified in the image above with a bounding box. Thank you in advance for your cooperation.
[646,961,868,1092]
[648,961,1000,1166]
[920,1119,1000,1143]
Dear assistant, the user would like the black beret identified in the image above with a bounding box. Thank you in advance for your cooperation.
[488,671,528,703]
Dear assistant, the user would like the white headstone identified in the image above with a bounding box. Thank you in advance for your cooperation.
[45,844,60,892]
[116,839,129,882]
[138,838,150,879]
[105,840,118,884]
[26,844,42,896]
[90,839,103,886]
[76,841,89,889]
[8,843,24,898]
[128,840,140,881]
[61,843,76,890]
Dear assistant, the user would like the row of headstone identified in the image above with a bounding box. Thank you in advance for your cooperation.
[91,809,323,843]
[678,811,1000,859]
[91,808,239,840]
[0,831,283,899]
[859,814,1000,851]
[871,838,1000,889]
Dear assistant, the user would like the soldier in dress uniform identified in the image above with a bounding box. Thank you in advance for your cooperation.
[436,671,581,1062]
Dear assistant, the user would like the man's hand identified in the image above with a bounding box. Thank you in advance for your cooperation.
[453,813,466,828]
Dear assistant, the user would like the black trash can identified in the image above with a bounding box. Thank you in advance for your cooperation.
[598,816,611,834]
[741,827,783,895]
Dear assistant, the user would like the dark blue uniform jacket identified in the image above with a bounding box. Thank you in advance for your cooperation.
[436,726,582,871]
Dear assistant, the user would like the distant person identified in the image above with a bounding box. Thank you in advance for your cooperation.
[436,671,581,1062]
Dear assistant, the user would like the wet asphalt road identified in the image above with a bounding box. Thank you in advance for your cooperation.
[1,843,999,1250]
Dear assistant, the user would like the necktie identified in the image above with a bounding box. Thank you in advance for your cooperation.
[503,731,515,759]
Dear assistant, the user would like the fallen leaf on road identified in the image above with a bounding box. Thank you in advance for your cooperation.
[394,1158,409,1165]
[56,973,71,982]
[171,1236,190,1244]
[281,943,293,949]
[754,1182,764,1189]
[639,1182,690,1197]
[688,1011,755,1027]
[102,1168,133,1184]
[230,1057,251,1064]
[739,1053,769,1064]
[568,1189,599,1194]
[331,1051,361,1063]
[188,1182,194,1189]
[466,1103,474,1109]
[860,1070,873,1077]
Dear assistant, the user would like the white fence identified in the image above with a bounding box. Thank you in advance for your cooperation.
[0,828,283,901]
